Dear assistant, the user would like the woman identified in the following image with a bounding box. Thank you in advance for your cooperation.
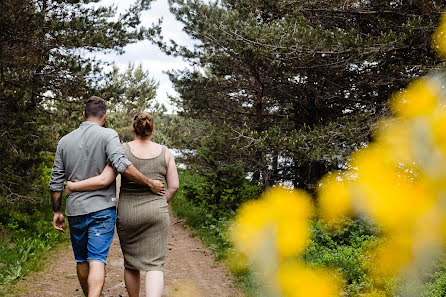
[66,112,179,297]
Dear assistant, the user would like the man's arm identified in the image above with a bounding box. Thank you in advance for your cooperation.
[51,191,65,232]
[122,164,165,195]
[49,143,66,232]
[105,131,165,195]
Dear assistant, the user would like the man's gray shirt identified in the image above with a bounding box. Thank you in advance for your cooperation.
[49,121,131,216]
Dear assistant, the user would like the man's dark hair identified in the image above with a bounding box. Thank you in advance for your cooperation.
[85,96,106,119]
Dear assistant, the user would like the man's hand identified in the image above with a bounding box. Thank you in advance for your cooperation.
[149,180,166,196]
[123,165,166,196]
[53,212,65,232]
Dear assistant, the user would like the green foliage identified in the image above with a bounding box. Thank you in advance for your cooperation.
[421,258,446,297]
[104,63,160,142]
[104,64,159,116]
[171,170,258,294]
[152,114,210,151]
[305,219,378,296]
[171,171,231,259]
[183,162,261,217]
[0,201,68,287]
[163,0,446,190]
[0,0,159,200]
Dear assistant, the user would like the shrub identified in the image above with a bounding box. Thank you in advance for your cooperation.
[183,162,261,217]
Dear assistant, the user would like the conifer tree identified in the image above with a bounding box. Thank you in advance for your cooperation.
[163,0,445,190]
[0,0,158,200]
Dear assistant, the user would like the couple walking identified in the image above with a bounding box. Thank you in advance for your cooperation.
[49,96,179,297]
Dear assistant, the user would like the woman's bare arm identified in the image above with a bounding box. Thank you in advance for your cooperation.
[65,165,118,196]
[165,150,179,203]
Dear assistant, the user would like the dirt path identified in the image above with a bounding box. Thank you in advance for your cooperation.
[16,208,242,297]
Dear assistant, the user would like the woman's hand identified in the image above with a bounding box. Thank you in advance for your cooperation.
[65,181,74,196]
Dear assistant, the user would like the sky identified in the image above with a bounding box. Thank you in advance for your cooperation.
[95,0,194,113]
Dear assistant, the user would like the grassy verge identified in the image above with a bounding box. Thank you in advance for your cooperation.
[171,171,383,296]
[170,171,378,296]
[171,170,446,296]
[170,171,259,295]
[0,199,69,296]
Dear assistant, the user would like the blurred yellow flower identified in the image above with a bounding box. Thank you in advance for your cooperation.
[278,262,342,297]
[230,187,314,260]
[432,13,446,59]
[430,110,446,165]
[318,172,353,224]
[348,144,435,232]
[377,119,414,163]
[368,233,413,279]
[230,199,270,257]
[268,187,314,258]
[441,216,446,244]
[390,78,440,118]
[224,249,250,272]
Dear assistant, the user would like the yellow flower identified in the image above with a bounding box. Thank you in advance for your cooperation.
[267,187,314,258]
[230,187,314,260]
[317,172,353,225]
[429,110,446,170]
[350,146,435,232]
[230,199,270,257]
[390,78,440,118]
[441,216,446,245]
[224,249,250,272]
[367,233,413,279]
[278,262,342,297]
[377,119,414,163]
[432,13,446,59]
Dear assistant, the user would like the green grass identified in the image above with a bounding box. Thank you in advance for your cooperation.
[0,200,69,296]
[170,171,381,296]
[171,170,446,297]
[170,171,377,296]
[170,170,259,296]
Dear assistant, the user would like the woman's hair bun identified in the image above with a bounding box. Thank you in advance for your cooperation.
[133,112,154,137]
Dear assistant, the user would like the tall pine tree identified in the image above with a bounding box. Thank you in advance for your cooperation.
[162,0,445,191]
[0,0,159,200]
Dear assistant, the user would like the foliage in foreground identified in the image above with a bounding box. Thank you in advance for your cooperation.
[0,200,68,288]
[0,158,67,294]
[171,170,382,296]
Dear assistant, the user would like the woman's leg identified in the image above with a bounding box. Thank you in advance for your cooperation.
[145,270,164,297]
[124,267,140,297]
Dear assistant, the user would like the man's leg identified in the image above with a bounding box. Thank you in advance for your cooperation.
[77,262,89,296]
[87,261,105,297]
[68,215,89,296]
[86,207,116,297]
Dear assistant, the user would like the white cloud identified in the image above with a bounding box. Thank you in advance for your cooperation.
[95,0,195,113]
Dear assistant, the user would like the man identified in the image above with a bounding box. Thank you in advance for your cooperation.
[49,96,164,297]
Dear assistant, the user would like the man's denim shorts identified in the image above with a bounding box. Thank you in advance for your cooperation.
[68,207,116,265]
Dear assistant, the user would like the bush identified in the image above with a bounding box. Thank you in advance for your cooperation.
[0,197,68,286]
[183,162,261,217]
[305,219,378,295]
